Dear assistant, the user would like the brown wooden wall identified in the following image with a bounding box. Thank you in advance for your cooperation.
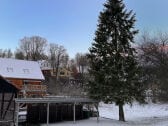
[6,78,41,88]
[8,79,23,89]
[29,81,41,85]
[5,78,45,97]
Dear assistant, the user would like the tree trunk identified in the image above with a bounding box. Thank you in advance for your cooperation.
[119,103,125,121]
[55,55,60,81]
[78,65,81,73]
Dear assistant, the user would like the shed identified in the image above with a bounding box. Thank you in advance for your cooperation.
[0,75,19,124]
[15,97,99,126]
[0,58,46,97]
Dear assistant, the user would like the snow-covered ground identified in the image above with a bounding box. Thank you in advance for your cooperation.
[41,102,168,126]
[99,102,168,126]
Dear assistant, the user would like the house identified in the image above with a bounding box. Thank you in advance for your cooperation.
[52,67,73,78]
[0,58,46,98]
[38,60,52,77]
[38,60,73,78]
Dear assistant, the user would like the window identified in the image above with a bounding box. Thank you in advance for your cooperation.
[7,67,13,72]
[60,71,65,75]
[23,69,30,74]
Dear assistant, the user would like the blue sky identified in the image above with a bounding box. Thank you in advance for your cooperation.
[0,0,168,58]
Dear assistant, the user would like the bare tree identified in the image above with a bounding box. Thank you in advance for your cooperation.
[75,53,81,73]
[19,37,31,60]
[19,36,47,61]
[7,49,13,58]
[0,49,2,57]
[75,53,88,74]
[48,43,66,81]
[139,31,168,101]
[74,53,89,86]
[15,49,25,59]
[61,54,69,67]
[0,49,13,58]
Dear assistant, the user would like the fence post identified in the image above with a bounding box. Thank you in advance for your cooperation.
[47,103,50,126]
[15,102,19,126]
[73,102,76,123]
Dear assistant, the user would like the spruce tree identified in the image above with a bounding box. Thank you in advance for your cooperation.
[88,0,145,121]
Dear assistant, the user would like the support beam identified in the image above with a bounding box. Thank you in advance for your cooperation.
[0,92,5,118]
[3,93,14,119]
[47,103,50,126]
[13,93,17,125]
[15,103,19,126]
[14,97,98,124]
[73,103,76,123]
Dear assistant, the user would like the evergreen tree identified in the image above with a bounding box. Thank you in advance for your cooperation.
[87,0,145,121]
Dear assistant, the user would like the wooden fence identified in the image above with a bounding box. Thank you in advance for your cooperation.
[26,104,90,123]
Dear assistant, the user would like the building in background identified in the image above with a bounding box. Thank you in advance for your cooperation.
[38,60,73,79]
[0,58,46,97]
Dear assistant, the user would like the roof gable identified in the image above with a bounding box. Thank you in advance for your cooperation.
[0,75,19,93]
[0,58,44,80]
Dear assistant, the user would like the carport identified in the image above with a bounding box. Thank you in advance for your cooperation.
[15,97,99,126]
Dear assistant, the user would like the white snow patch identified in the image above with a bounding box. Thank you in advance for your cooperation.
[99,102,168,120]
[41,102,168,126]
[99,102,168,125]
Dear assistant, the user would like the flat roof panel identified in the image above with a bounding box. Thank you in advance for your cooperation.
[15,97,98,104]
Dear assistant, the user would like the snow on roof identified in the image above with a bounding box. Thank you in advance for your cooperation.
[38,60,52,70]
[0,58,44,80]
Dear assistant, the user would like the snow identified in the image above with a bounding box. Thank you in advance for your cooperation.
[19,111,27,116]
[99,102,168,120]
[41,102,168,126]
[99,102,168,126]
[38,60,52,70]
[0,58,44,80]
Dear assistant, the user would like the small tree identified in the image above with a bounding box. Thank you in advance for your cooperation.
[88,0,145,121]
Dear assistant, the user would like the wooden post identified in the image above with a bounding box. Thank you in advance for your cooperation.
[3,93,14,119]
[94,103,99,123]
[13,93,17,125]
[47,103,50,126]
[73,103,76,123]
[0,92,5,118]
[15,103,19,126]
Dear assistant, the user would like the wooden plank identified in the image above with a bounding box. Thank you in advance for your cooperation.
[22,85,47,92]
[3,93,14,119]
[47,103,50,126]
[0,92,5,118]
[15,103,19,126]
[13,93,17,124]
[73,103,76,123]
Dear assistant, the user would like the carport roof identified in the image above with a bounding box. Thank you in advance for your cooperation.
[0,75,19,93]
[15,97,98,104]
